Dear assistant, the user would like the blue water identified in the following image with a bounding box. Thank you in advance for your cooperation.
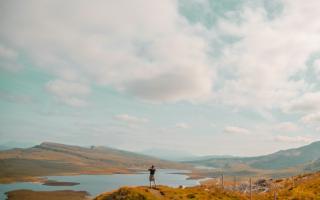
[0,169,199,199]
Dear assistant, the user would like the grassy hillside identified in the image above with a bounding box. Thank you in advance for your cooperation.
[0,142,187,183]
[186,141,320,172]
[253,171,320,199]
[248,141,320,169]
[93,186,246,200]
[304,158,320,171]
[93,171,320,200]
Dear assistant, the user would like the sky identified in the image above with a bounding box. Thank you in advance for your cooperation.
[0,0,320,156]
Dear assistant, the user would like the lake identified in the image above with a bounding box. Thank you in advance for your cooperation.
[0,169,200,199]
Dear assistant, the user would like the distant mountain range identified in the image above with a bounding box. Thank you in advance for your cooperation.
[1,141,320,183]
[185,141,320,172]
[0,142,187,183]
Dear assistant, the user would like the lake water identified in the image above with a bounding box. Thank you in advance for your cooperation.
[0,169,200,199]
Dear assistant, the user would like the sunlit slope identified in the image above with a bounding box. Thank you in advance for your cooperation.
[0,142,186,183]
[94,186,246,200]
[254,171,320,199]
[186,141,320,171]
[94,171,320,200]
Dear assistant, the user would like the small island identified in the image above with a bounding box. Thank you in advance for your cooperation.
[43,180,80,186]
[5,190,89,200]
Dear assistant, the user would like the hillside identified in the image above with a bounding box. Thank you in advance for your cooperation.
[92,171,320,200]
[253,171,320,199]
[5,171,320,200]
[0,142,187,183]
[186,141,320,172]
[93,186,246,200]
[304,158,320,171]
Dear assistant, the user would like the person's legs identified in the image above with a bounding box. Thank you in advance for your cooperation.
[149,175,155,188]
[153,179,157,188]
[149,175,152,188]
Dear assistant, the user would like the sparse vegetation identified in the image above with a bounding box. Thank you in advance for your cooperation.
[94,185,246,200]
[186,141,320,170]
[93,171,320,200]
[253,171,320,200]
[2,142,320,199]
[185,141,320,179]
[0,142,187,183]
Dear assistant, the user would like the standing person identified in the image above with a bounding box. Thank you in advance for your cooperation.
[148,165,156,188]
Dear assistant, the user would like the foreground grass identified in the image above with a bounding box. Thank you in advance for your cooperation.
[94,185,246,200]
[94,171,320,200]
[254,171,320,200]
[5,171,320,200]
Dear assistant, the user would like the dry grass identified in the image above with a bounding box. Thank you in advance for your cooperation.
[0,142,188,183]
[252,171,320,200]
[94,171,320,200]
[94,185,246,200]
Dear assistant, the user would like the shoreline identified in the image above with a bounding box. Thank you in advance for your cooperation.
[0,171,133,184]
[1,169,202,200]
[0,168,197,184]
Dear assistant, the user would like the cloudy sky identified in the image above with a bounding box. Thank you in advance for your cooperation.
[0,0,320,156]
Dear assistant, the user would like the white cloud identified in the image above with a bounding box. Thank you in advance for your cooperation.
[301,112,320,125]
[175,122,190,129]
[314,59,320,79]
[0,44,17,59]
[114,114,148,124]
[274,122,299,132]
[0,43,21,71]
[215,0,320,109]
[123,69,212,102]
[274,135,313,143]
[283,92,320,113]
[223,126,250,135]
[45,79,90,107]
[1,0,320,154]
[56,68,80,82]
[0,0,213,103]
[1,0,320,109]
[0,91,32,104]
[284,92,320,127]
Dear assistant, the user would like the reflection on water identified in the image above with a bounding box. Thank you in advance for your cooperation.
[0,169,199,199]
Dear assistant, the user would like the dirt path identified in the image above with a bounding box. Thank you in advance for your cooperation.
[147,188,165,199]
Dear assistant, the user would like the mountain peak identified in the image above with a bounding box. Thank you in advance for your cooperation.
[38,142,81,149]
[39,141,60,146]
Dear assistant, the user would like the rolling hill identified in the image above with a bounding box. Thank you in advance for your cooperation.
[0,142,187,183]
[304,158,320,171]
[253,171,320,199]
[186,141,320,175]
[92,171,320,200]
[93,185,246,200]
